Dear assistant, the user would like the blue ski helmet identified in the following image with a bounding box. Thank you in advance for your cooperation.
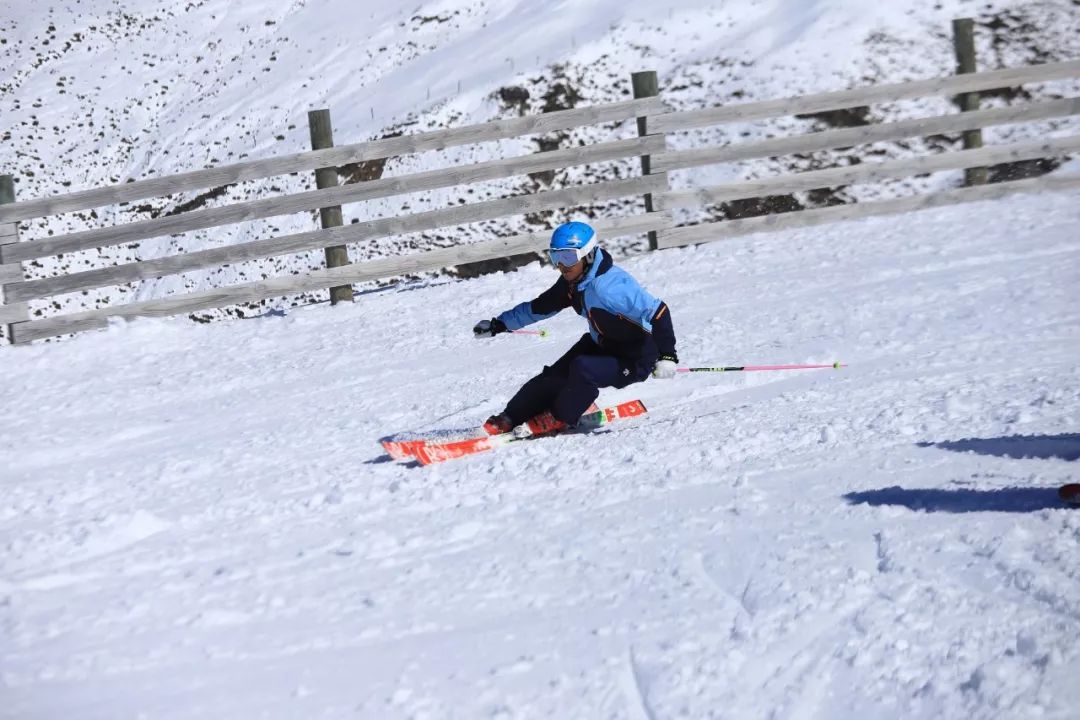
[547,221,598,268]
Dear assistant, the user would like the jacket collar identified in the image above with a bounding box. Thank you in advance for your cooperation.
[575,248,611,291]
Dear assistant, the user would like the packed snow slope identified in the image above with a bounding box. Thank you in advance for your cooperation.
[2,188,1079,718]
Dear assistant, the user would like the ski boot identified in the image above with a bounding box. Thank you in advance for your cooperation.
[525,411,568,437]
[483,413,514,435]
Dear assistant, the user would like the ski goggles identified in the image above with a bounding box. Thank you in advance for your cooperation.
[546,246,588,268]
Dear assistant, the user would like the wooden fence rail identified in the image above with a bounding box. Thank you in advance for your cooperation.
[1,56,1077,344]
[0,97,665,223]
[654,135,1080,209]
[5,174,667,304]
[5,136,664,263]
[0,264,22,284]
[656,174,1080,249]
[12,213,673,343]
[647,59,1080,132]
[652,97,1080,172]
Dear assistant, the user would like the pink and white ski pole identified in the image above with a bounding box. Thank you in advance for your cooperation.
[678,362,846,373]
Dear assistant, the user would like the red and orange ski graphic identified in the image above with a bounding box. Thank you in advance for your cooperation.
[413,399,647,466]
[381,403,601,462]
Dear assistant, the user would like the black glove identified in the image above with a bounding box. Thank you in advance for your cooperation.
[473,318,508,338]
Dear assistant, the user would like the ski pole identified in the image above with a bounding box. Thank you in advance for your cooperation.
[678,362,845,373]
[512,328,550,337]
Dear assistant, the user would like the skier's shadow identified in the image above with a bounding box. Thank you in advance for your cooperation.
[916,432,1080,462]
[845,432,1079,513]
[843,486,1066,513]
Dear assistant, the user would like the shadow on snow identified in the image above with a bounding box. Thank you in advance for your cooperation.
[844,434,1080,512]
[917,433,1080,462]
[843,486,1070,513]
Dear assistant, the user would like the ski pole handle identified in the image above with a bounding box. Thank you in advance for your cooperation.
[678,362,845,373]
[512,328,549,337]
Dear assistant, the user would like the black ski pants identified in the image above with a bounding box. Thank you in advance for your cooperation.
[503,333,653,426]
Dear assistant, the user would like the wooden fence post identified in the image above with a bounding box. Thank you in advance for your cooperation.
[0,175,29,344]
[952,18,988,186]
[631,71,666,251]
[307,109,353,305]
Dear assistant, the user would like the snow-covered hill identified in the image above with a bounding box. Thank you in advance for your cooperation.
[2,186,1079,718]
[1,0,1077,322]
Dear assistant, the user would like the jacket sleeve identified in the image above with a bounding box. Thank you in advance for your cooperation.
[650,302,677,360]
[496,277,571,331]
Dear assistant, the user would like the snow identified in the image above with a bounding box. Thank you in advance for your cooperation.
[3,0,1080,715]
[2,187,1079,718]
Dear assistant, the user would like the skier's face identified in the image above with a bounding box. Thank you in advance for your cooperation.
[557,257,586,283]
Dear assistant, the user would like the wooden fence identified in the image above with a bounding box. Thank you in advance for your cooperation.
[647,60,1080,249]
[1,58,1078,344]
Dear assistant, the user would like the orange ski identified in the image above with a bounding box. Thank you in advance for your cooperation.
[413,399,647,466]
[381,403,600,462]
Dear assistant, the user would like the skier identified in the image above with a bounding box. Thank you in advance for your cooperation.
[473,221,678,436]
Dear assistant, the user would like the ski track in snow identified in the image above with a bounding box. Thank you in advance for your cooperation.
[1,192,1079,717]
